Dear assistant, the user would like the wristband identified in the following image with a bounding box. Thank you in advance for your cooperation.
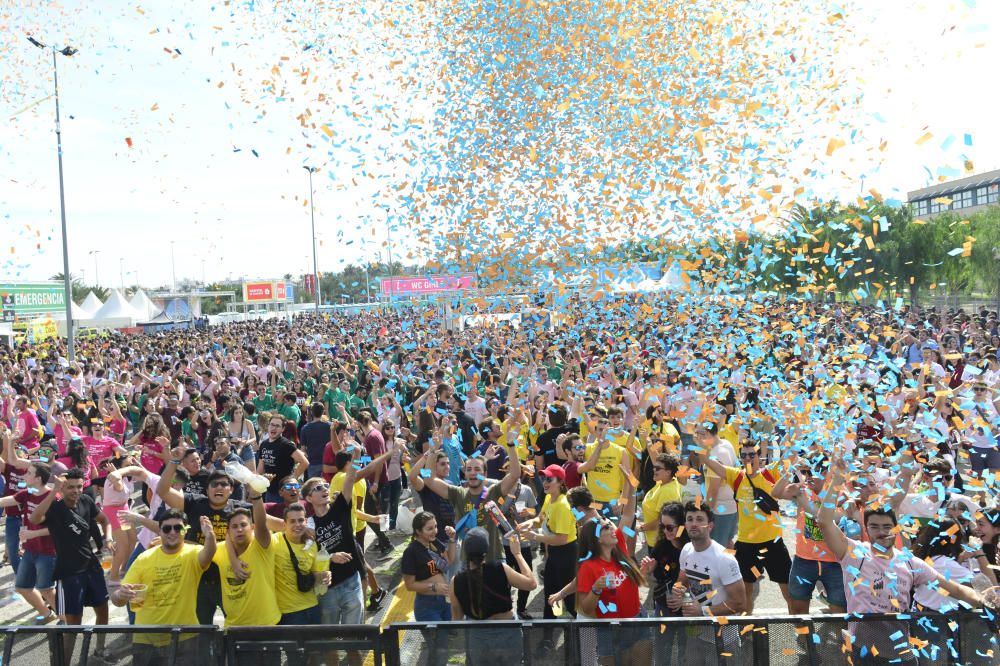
[248,495,263,501]
[169,459,181,465]
[591,587,602,596]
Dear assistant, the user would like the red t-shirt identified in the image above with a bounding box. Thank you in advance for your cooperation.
[562,461,583,489]
[13,489,55,555]
[16,410,41,447]
[2,466,26,517]
[577,556,642,619]
[322,442,337,482]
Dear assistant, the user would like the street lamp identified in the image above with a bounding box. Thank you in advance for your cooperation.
[170,241,177,291]
[89,250,101,287]
[303,166,321,311]
[28,35,78,361]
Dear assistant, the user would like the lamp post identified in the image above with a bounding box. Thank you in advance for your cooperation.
[89,250,100,287]
[28,35,78,361]
[303,166,321,311]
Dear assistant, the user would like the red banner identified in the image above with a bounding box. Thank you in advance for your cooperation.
[244,282,274,302]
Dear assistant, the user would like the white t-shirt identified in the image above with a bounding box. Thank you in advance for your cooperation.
[913,555,971,611]
[708,440,737,515]
[464,396,488,426]
[680,540,742,646]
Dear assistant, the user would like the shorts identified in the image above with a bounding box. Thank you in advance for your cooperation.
[57,565,109,616]
[596,611,650,657]
[103,503,128,530]
[970,446,1000,473]
[320,572,364,625]
[279,604,322,625]
[734,540,791,584]
[15,550,56,590]
[787,557,846,608]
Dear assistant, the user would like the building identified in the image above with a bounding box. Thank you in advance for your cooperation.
[908,168,1000,218]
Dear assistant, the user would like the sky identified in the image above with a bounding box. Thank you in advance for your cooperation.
[2,0,999,291]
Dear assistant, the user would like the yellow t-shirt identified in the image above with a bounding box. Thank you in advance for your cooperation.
[723,464,784,544]
[718,423,739,450]
[499,418,530,463]
[641,479,683,546]
[330,471,368,533]
[214,535,281,627]
[540,493,577,544]
[583,442,626,503]
[273,533,324,614]
[123,543,206,645]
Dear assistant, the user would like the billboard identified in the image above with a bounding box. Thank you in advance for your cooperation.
[0,282,66,321]
[380,274,477,297]
[242,281,292,303]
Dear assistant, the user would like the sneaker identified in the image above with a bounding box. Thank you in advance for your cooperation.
[92,647,117,663]
[34,610,58,625]
[367,588,388,612]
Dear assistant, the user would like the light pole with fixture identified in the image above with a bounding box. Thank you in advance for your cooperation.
[303,166,321,311]
[89,250,101,287]
[28,35,78,361]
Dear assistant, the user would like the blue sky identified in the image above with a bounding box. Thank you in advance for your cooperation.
[2,0,998,290]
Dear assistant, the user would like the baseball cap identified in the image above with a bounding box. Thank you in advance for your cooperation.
[463,527,489,558]
[540,464,566,481]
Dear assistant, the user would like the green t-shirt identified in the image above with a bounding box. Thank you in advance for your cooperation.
[252,392,276,414]
[277,403,301,425]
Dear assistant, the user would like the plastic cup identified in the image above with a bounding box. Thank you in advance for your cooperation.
[551,599,564,617]
[314,551,331,595]
[101,555,112,571]
[130,584,147,608]
[379,514,390,531]
[118,511,132,530]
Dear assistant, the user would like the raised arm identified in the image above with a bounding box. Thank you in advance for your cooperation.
[249,488,270,548]
[197,515,218,569]
[498,434,521,496]
[155,444,186,510]
[815,459,850,561]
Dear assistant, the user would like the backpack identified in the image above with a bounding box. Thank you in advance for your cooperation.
[733,469,780,515]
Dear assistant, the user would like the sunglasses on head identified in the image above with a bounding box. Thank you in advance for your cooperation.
[161,524,185,534]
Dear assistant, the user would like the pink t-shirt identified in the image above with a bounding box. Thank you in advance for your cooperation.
[83,435,119,478]
[55,423,83,457]
[139,435,165,474]
[109,417,127,440]
[839,538,936,614]
[16,410,41,447]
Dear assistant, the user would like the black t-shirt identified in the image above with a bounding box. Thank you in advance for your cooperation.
[184,469,211,497]
[537,420,580,468]
[44,495,101,579]
[313,493,363,586]
[182,493,251,545]
[418,487,456,550]
[401,539,448,583]
[454,410,479,456]
[299,422,331,466]
[258,437,297,494]
[650,537,684,612]
[454,561,512,619]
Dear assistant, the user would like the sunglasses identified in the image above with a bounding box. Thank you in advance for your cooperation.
[309,484,330,493]
[209,481,232,489]
[161,524,186,534]
[739,452,758,460]
[541,475,560,483]
[573,445,586,451]
[282,483,302,491]
[662,523,678,531]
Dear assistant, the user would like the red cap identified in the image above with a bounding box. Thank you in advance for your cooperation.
[540,464,566,482]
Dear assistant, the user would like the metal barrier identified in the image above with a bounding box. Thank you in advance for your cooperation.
[0,614,995,665]
[382,613,1000,666]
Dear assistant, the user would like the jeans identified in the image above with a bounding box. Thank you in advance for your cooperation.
[413,593,451,622]
[306,463,324,481]
[711,511,738,548]
[379,478,402,529]
[124,542,147,624]
[5,515,22,575]
[414,594,452,666]
[320,572,364,625]
[788,557,846,608]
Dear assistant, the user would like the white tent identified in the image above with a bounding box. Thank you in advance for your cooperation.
[80,291,104,316]
[50,302,94,321]
[90,289,143,327]
[129,289,160,320]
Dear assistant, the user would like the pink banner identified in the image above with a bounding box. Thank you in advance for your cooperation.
[380,274,477,296]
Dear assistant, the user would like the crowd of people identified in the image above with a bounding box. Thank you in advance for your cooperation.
[1,295,1000,665]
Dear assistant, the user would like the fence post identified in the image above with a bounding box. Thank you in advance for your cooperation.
[751,620,769,666]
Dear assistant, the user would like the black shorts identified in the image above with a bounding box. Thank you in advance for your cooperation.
[734,539,791,584]
[57,565,109,617]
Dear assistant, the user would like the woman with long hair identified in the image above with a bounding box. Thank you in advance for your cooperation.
[576,516,657,666]
[196,407,226,453]
[449,527,537,665]
[127,414,170,475]
[402,511,456,621]
[226,402,258,459]
[974,508,1000,586]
